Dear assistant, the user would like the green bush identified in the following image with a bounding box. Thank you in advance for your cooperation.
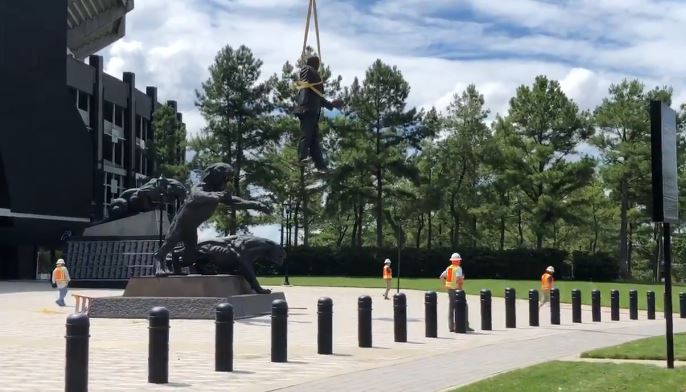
[257,246,576,280]
[571,251,620,281]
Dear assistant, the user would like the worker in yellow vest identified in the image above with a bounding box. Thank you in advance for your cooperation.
[51,259,71,307]
[539,266,555,308]
[382,259,393,300]
[440,253,472,331]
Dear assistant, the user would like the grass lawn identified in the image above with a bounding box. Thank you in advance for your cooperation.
[452,361,686,392]
[582,333,686,361]
[259,276,686,311]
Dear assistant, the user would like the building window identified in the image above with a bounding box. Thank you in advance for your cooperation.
[114,138,124,166]
[69,88,77,106]
[103,134,113,161]
[115,105,125,127]
[104,101,114,123]
[77,91,89,111]
[103,172,126,207]
[135,115,142,139]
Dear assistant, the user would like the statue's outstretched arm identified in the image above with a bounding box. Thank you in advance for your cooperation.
[222,195,272,214]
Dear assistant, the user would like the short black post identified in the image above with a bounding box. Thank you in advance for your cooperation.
[680,292,686,318]
[550,288,560,325]
[215,303,234,372]
[572,289,581,323]
[592,290,601,322]
[65,313,89,392]
[148,307,169,384]
[424,291,437,338]
[480,289,492,331]
[629,289,638,320]
[317,297,333,354]
[393,293,407,342]
[611,289,620,321]
[455,290,467,333]
[358,295,372,348]
[505,288,516,328]
[647,291,655,320]
[271,299,288,362]
[529,289,539,327]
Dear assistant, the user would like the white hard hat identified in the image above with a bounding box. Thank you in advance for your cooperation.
[450,253,461,261]
[546,266,554,273]
[384,259,391,264]
[56,259,65,265]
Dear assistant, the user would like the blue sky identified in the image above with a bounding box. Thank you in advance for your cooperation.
[99,0,686,240]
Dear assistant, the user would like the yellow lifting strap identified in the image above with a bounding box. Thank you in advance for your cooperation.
[301,0,321,65]
[295,0,324,98]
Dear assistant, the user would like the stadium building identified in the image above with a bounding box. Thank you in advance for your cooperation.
[0,0,185,279]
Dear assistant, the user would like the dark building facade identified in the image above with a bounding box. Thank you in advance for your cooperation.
[0,0,185,279]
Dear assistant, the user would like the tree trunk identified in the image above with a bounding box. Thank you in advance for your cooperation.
[293,200,300,247]
[592,213,599,253]
[627,222,634,277]
[351,201,359,248]
[375,115,383,248]
[427,211,432,249]
[472,215,477,247]
[499,215,505,251]
[300,166,309,247]
[416,214,424,248]
[450,193,460,248]
[357,203,364,247]
[619,178,629,278]
[517,205,524,247]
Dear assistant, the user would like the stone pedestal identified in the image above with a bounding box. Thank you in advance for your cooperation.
[87,274,285,319]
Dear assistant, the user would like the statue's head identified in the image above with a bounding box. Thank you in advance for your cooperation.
[202,163,234,190]
[306,55,320,69]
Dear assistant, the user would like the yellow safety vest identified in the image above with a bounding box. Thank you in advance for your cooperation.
[445,265,463,289]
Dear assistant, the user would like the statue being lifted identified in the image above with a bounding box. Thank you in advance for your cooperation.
[152,163,272,276]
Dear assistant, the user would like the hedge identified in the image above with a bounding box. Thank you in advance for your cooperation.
[571,251,620,281]
[255,246,596,280]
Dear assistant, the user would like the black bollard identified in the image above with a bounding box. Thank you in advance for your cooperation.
[629,289,638,320]
[480,289,492,331]
[680,292,686,319]
[271,299,288,362]
[215,303,234,372]
[649,291,658,320]
[592,290,601,322]
[65,313,90,392]
[611,289,620,321]
[454,290,467,333]
[425,291,437,338]
[148,307,169,384]
[358,295,372,348]
[393,293,407,342]
[317,297,333,354]
[505,288,516,328]
[529,289,539,327]
[572,289,582,323]
[550,288,560,325]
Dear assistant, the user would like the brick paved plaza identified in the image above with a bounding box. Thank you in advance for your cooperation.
[1,281,683,391]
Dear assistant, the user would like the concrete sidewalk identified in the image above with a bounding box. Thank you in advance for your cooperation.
[0,281,681,391]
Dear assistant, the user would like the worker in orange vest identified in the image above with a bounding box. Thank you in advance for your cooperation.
[51,259,71,307]
[382,259,392,300]
[440,253,472,331]
[539,266,555,308]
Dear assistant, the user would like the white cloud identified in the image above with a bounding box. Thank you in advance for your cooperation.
[99,0,686,141]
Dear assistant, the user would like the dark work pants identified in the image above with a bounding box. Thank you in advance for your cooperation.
[298,113,325,170]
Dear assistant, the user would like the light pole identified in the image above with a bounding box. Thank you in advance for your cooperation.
[283,201,292,286]
[395,210,402,294]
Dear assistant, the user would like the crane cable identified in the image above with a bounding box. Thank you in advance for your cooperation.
[296,0,325,98]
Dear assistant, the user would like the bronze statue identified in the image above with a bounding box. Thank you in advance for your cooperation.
[188,235,286,294]
[109,178,187,219]
[294,55,342,172]
[152,163,271,276]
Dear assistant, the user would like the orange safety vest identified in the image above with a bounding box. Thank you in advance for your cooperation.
[54,267,68,282]
[445,264,463,289]
[541,272,553,290]
[383,265,392,280]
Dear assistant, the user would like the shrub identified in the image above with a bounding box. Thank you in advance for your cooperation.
[571,251,620,281]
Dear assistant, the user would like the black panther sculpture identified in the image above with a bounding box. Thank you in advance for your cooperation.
[152,163,272,276]
[109,177,187,219]
[184,235,286,294]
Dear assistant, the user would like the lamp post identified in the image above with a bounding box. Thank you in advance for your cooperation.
[283,201,292,286]
[395,209,402,294]
[156,175,168,247]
